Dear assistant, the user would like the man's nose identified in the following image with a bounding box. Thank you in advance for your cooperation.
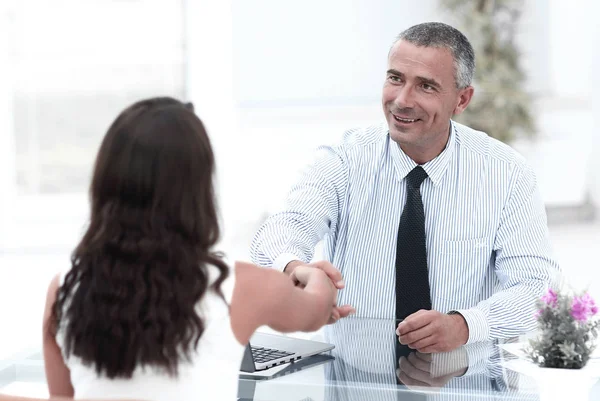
[394,85,415,109]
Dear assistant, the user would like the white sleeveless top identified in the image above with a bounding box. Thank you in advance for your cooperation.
[56,264,245,401]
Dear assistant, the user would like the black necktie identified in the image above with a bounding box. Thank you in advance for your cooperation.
[395,166,432,325]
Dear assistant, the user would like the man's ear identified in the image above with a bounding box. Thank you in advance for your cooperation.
[453,86,474,115]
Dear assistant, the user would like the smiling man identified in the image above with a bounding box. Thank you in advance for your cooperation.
[250,22,560,352]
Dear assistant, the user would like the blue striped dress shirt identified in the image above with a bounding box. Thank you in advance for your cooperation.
[250,120,560,343]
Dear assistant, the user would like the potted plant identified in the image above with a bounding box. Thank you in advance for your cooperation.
[527,288,599,369]
[519,288,600,400]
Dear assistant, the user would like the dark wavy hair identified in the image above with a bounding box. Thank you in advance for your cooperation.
[51,97,229,379]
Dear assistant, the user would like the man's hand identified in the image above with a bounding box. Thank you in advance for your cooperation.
[285,260,345,288]
[396,352,467,390]
[288,265,338,317]
[285,260,355,323]
[396,310,468,353]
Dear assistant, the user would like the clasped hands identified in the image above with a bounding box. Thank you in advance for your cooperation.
[285,260,355,324]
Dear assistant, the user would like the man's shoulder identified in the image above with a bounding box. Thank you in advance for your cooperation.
[453,121,527,168]
[336,121,388,150]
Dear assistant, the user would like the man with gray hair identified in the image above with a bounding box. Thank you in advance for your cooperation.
[250,22,559,352]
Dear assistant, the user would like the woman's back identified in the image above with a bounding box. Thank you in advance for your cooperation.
[54,266,245,401]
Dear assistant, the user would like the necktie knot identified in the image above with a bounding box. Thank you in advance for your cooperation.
[406,166,428,189]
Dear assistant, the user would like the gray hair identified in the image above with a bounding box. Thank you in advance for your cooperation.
[394,22,475,89]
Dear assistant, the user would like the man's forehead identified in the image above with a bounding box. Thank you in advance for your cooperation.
[388,56,434,71]
[388,42,454,81]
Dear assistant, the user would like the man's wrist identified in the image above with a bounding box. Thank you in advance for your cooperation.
[273,253,304,272]
[448,311,469,345]
[283,260,304,275]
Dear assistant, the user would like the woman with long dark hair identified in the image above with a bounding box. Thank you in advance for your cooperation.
[41,97,343,400]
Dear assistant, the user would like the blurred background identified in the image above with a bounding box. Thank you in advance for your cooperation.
[0,0,598,376]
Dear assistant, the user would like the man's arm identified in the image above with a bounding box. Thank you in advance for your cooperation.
[250,145,349,270]
[455,162,561,342]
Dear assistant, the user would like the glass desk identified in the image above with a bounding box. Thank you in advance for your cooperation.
[238,317,600,401]
[2,317,600,400]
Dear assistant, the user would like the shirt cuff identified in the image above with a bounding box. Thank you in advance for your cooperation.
[273,253,304,272]
[452,308,490,344]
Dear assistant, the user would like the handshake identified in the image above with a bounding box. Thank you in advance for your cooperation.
[285,260,356,324]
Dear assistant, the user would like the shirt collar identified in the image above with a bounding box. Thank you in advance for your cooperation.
[389,121,456,187]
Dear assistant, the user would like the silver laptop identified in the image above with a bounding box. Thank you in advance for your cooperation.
[240,332,335,372]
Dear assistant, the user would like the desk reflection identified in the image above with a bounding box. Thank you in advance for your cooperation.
[239,317,539,400]
[323,317,537,400]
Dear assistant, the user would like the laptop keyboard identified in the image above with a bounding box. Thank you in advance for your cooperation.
[251,346,294,364]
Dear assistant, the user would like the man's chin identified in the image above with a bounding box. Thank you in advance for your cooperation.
[390,126,418,139]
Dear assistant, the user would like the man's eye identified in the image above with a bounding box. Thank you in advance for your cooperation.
[422,83,435,91]
[388,76,401,82]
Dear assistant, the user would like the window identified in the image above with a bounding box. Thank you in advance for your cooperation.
[0,0,186,361]
[10,0,186,195]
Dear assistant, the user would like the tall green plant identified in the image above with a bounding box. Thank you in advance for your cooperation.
[440,0,535,143]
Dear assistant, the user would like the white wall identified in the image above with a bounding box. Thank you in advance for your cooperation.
[514,0,597,208]
[590,1,600,211]
[231,0,442,107]
[0,5,16,246]
[12,0,184,92]
[547,0,593,98]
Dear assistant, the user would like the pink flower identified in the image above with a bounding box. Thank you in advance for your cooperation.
[584,293,598,316]
[541,288,558,307]
[572,299,589,321]
[571,293,598,322]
